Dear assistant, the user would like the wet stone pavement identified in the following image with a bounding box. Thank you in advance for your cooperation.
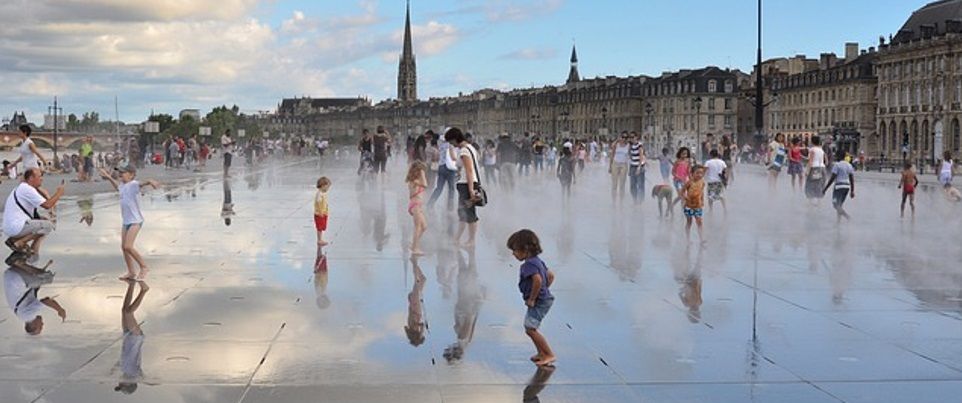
[2,157,962,403]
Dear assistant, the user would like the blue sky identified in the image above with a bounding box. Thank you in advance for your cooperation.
[0,0,929,123]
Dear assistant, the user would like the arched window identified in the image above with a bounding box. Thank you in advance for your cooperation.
[922,120,930,158]
[708,80,717,93]
[890,121,898,152]
[911,120,919,151]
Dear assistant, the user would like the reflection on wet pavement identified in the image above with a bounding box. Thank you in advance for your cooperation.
[2,157,962,402]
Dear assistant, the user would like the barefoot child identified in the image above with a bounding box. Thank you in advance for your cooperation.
[822,150,856,222]
[669,147,692,213]
[115,279,147,394]
[898,162,918,218]
[680,166,706,244]
[100,167,160,280]
[314,177,331,246]
[507,229,556,367]
[406,162,428,256]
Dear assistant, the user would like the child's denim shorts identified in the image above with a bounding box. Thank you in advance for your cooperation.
[524,296,554,330]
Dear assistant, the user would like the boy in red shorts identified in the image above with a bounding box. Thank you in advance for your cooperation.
[314,177,331,245]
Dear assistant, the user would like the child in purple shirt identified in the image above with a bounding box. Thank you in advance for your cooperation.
[507,229,556,367]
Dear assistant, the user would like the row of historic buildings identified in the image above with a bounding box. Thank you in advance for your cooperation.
[262,0,962,163]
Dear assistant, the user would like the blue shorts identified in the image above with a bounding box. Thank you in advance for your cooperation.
[683,207,703,218]
[123,222,143,231]
[524,296,554,330]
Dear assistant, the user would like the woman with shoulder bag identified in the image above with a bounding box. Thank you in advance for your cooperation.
[447,127,483,248]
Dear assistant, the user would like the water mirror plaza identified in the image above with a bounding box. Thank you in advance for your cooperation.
[4,0,962,402]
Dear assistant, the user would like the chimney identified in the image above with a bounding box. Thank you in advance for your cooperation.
[845,42,858,61]
[819,53,836,70]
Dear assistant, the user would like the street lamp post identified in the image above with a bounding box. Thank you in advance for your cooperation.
[645,102,654,149]
[47,96,63,170]
[560,111,570,136]
[694,96,703,161]
[601,107,608,137]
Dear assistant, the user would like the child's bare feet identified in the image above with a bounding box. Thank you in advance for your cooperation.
[530,354,542,362]
[119,273,135,281]
[318,240,329,246]
[535,355,556,367]
[411,249,425,256]
[136,267,149,280]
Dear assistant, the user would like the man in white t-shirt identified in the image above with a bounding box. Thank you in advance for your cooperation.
[4,266,65,335]
[704,149,728,213]
[221,129,235,176]
[3,168,64,257]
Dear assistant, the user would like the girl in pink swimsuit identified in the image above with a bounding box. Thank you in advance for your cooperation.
[406,161,429,256]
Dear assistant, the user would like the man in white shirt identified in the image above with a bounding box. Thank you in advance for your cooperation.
[704,149,728,213]
[221,129,235,176]
[4,264,64,335]
[3,168,64,257]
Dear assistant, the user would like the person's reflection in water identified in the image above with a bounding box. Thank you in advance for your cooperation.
[443,248,484,364]
[221,178,235,226]
[245,171,260,190]
[313,245,330,310]
[114,279,148,395]
[78,196,94,226]
[405,256,427,346]
[828,231,853,305]
[373,190,390,251]
[522,366,556,403]
[676,248,703,323]
[3,257,59,335]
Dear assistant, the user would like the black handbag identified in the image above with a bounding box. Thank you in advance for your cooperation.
[467,146,488,207]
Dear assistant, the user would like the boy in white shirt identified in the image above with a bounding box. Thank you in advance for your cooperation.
[704,149,728,214]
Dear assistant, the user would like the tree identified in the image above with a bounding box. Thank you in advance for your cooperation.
[205,105,239,138]
[149,113,175,133]
[66,113,79,131]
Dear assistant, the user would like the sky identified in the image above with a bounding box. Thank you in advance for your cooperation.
[0,0,930,124]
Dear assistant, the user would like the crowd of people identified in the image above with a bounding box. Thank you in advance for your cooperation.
[2,118,959,380]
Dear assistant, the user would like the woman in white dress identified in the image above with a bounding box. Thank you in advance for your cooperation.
[11,125,47,174]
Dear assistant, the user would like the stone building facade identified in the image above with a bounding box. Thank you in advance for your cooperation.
[642,67,745,153]
[876,0,962,163]
[769,45,879,156]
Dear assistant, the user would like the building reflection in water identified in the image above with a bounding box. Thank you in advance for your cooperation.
[114,279,148,395]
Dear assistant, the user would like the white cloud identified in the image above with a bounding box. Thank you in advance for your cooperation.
[484,0,564,22]
[0,0,468,121]
[498,47,558,61]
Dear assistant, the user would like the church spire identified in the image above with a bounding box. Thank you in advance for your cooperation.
[398,0,418,102]
[566,43,580,84]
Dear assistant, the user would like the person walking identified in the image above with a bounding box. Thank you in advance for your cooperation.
[608,133,631,203]
[448,128,482,248]
[427,133,459,210]
[628,132,647,204]
[221,129,235,176]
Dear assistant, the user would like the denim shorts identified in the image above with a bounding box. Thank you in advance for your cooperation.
[524,296,554,330]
